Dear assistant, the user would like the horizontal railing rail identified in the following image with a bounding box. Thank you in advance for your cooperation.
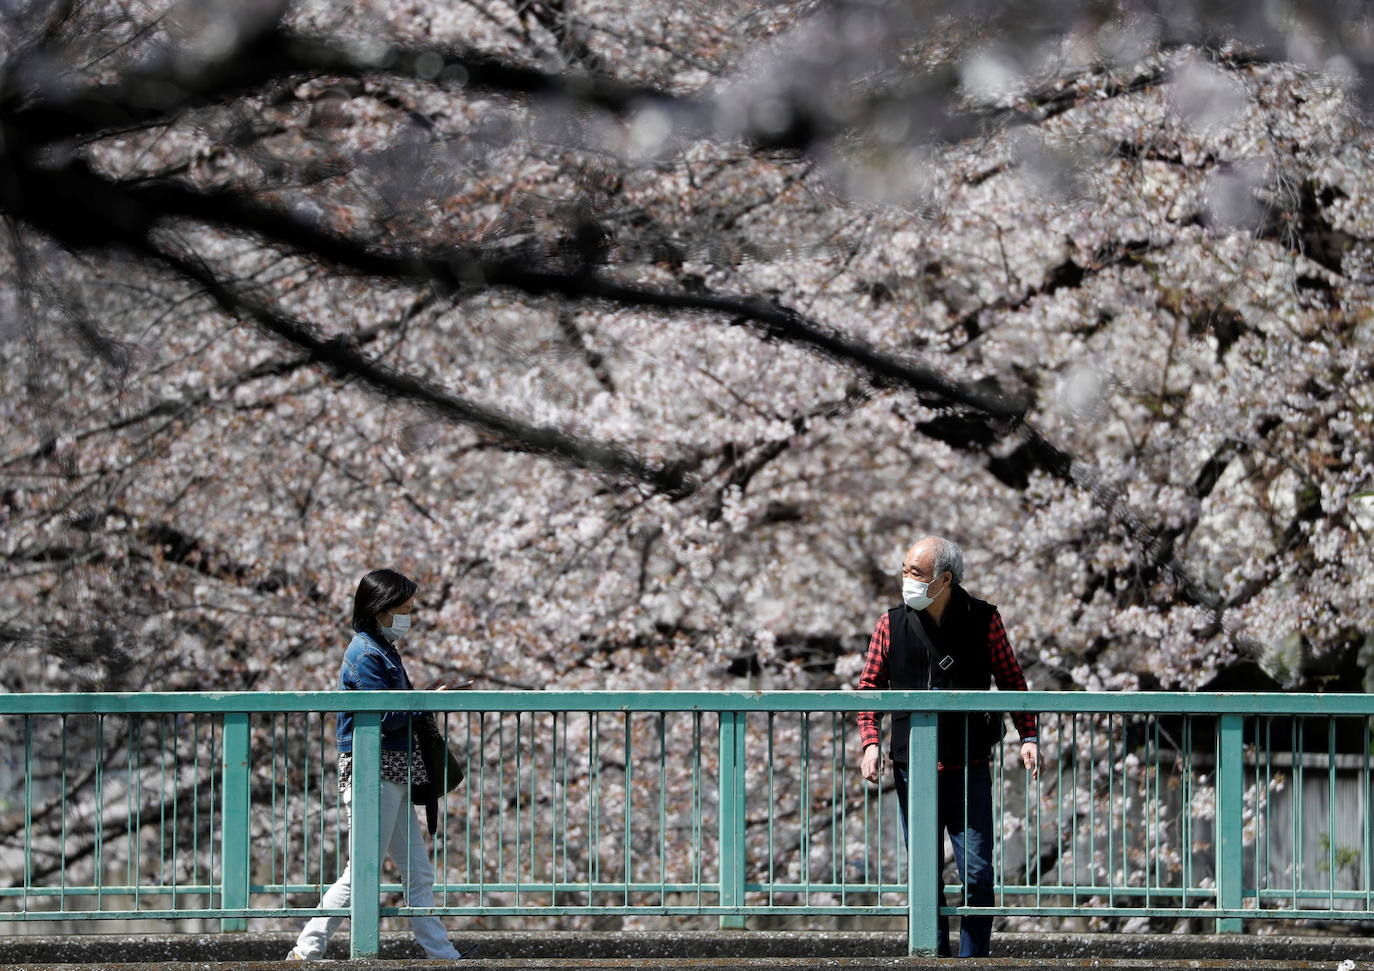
[4,690,1373,713]
[1,691,1371,957]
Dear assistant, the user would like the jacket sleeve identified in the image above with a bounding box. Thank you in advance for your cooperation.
[856,612,891,750]
[351,648,418,734]
[987,609,1037,741]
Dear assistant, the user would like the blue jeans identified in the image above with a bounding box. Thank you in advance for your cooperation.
[894,762,995,958]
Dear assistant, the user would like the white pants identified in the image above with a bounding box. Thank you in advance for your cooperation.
[293,780,460,960]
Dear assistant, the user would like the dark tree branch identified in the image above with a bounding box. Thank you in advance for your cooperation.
[4,290,437,468]
[0,135,1028,419]
[149,244,695,497]
[7,27,677,147]
[975,49,1272,128]
[950,238,1168,348]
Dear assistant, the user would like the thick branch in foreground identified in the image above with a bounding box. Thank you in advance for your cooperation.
[8,28,680,147]
[0,142,1026,418]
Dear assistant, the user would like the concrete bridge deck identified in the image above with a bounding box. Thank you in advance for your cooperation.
[1,932,1370,969]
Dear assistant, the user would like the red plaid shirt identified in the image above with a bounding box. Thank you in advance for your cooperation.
[857,605,1037,752]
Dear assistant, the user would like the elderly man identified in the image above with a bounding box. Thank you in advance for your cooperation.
[857,536,1039,958]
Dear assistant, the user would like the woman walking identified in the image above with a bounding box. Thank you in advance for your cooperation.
[288,569,462,961]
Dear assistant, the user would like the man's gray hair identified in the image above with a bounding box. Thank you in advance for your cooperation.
[932,539,965,585]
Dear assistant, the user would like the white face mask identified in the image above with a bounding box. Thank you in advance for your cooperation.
[380,612,412,642]
[902,575,944,611]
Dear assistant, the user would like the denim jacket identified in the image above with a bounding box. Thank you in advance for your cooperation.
[335,630,420,753]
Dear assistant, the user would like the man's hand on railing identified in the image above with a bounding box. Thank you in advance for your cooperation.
[861,743,883,784]
[1020,740,1042,780]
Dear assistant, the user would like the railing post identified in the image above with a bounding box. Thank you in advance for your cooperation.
[907,712,940,957]
[718,710,748,930]
[219,712,250,932]
[1215,713,1244,933]
[349,711,383,959]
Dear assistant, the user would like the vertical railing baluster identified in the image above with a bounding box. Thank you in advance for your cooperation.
[270,714,279,904]
[1251,716,1260,911]
[1328,716,1337,911]
[801,711,811,908]
[962,716,970,913]
[717,709,747,929]
[875,709,883,903]
[169,715,179,911]
[559,711,568,899]
[1107,712,1116,909]
[1004,718,1014,903]
[1182,715,1192,911]
[1261,717,1271,914]
[658,712,667,907]
[478,712,487,907]
[1296,718,1305,911]
[1070,713,1079,902]
[1365,715,1372,914]
[498,714,507,884]
[191,715,200,908]
[552,711,561,906]
[861,714,871,903]
[1215,712,1244,932]
[22,715,32,915]
[1143,715,1152,910]
[1011,719,1022,906]
[280,712,290,909]
[766,712,776,909]
[349,710,382,958]
[158,715,167,898]
[302,711,312,895]
[529,710,538,904]
[831,712,841,897]
[129,714,140,910]
[692,711,702,908]
[623,711,632,907]
[97,714,106,914]
[209,716,219,921]
[1054,712,1064,908]
[468,712,476,897]
[324,714,335,891]
[441,710,452,908]
[907,712,939,956]
[589,711,599,900]
[219,712,250,933]
[1154,716,1163,898]
[60,715,69,911]
[1032,714,1041,905]
[1087,713,1096,902]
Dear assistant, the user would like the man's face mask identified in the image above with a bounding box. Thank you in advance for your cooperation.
[902,573,945,611]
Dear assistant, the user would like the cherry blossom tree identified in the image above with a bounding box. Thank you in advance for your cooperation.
[1,0,1372,931]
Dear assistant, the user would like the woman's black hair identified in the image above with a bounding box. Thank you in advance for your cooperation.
[352,569,417,641]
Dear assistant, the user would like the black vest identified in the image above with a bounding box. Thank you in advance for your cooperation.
[886,585,1006,764]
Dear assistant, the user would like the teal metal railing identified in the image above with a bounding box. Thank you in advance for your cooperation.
[1,691,1372,956]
